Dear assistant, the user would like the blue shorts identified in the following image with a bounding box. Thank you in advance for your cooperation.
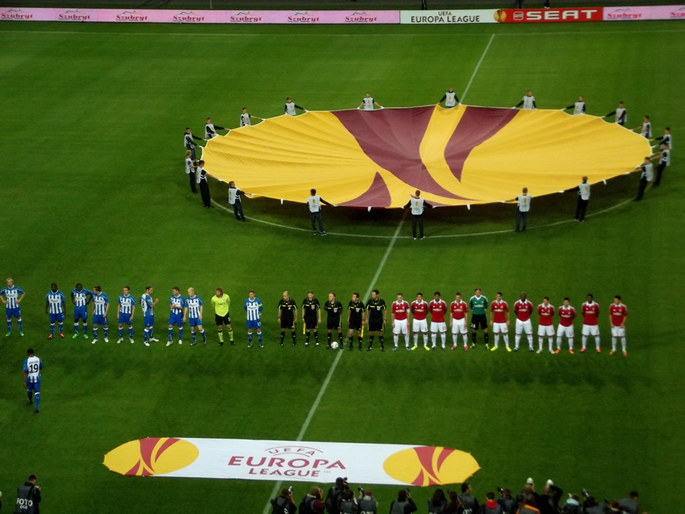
[168,312,184,326]
[144,315,154,328]
[49,313,65,323]
[189,317,202,327]
[246,319,261,330]
[74,306,88,321]
[6,307,21,319]
[118,313,132,325]
[26,379,41,393]
[93,314,107,325]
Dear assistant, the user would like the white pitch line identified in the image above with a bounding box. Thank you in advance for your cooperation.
[461,33,495,103]
[261,211,407,514]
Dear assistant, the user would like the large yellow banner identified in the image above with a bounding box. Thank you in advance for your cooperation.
[203,105,649,208]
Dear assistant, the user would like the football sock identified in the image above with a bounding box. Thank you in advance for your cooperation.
[59,322,64,334]
[27,389,33,403]
[248,332,253,344]
[494,333,500,346]
[413,333,419,345]
[431,333,437,347]
[483,333,489,344]
[291,332,296,344]
[306,333,311,343]
[595,336,600,350]
[143,328,149,342]
[514,335,520,348]
[393,334,399,347]
[258,332,262,344]
[327,333,332,344]
[280,332,285,345]
[178,327,183,340]
[379,335,384,348]
[167,329,173,342]
[104,326,108,337]
[34,392,40,411]
[440,332,446,346]
[471,332,476,344]
[218,331,224,343]
[18,319,23,331]
[93,327,99,339]
[6,320,11,332]
[50,323,55,336]
[118,327,124,338]
[581,335,587,349]
[621,338,626,351]
[611,338,617,351]
[192,331,197,343]
[568,337,574,350]
[128,326,133,338]
[228,328,234,342]
[74,323,79,335]
[314,331,319,343]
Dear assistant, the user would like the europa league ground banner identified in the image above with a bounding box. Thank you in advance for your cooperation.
[104,438,480,486]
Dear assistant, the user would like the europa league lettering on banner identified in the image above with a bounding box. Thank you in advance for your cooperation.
[104,438,480,486]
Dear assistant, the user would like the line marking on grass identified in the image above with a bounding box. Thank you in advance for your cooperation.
[461,33,495,102]
[211,196,634,240]
[260,211,407,514]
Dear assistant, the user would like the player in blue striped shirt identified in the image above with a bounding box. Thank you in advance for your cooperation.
[167,287,187,347]
[46,283,66,340]
[91,285,110,343]
[186,287,206,346]
[117,286,136,344]
[244,290,263,348]
[1,277,26,337]
[140,285,159,347]
[71,283,93,339]
[23,348,43,413]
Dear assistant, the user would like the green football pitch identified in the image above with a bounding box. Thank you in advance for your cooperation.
[0,19,683,513]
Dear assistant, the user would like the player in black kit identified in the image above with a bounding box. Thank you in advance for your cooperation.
[302,290,321,347]
[323,293,344,349]
[365,289,387,351]
[277,290,298,346]
[347,293,365,351]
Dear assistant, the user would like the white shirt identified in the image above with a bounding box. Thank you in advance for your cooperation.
[517,194,531,213]
[522,95,536,110]
[362,97,375,111]
[308,195,322,213]
[185,157,194,175]
[578,182,591,200]
[444,91,457,108]
[409,197,425,215]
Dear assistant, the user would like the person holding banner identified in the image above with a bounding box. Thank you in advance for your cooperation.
[515,90,537,110]
[439,87,460,108]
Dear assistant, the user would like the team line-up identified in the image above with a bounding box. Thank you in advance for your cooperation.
[1,278,629,356]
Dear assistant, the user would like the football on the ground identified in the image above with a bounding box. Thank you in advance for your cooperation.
[330,341,339,349]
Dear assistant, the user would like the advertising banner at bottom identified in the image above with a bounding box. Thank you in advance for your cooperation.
[104,437,480,486]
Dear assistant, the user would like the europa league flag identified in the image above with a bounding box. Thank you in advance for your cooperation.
[104,438,480,486]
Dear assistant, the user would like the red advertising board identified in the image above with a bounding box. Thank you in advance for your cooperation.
[495,7,603,23]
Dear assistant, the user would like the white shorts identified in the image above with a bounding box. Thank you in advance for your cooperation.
[538,324,555,337]
[412,319,428,333]
[393,319,408,335]
[556,325,574,338]
[430,321,447,333]
[515,319,533,335]
[611,326,625,337]
[451,318,467,334]
[582,324,600,337]
[492,322,508,334]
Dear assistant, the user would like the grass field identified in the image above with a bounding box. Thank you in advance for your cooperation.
[0,18,683,513]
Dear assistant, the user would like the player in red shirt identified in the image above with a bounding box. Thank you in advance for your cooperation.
[489,292,511,351]
[537,297,556,354]
[513,292,534,352]
[391,293,410,352]
[556,297,577,354]
[410,293,429,351]
[429,292,448,350]
[450,292,469,350]
[608,295,628,356]
[581,293,601,353]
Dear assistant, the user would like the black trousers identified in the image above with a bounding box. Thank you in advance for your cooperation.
[635,177,648,200]
[200,180,211,207]
[575,199,588,221]
[411,214,424,238]
[654,163,666,186]
[189,172,197,193]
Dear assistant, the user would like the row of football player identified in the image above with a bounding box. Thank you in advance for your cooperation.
[2,278,629,356]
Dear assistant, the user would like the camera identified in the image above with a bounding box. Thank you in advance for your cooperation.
[497,487,504,494]
[582,489,590,498]
[287,486,293,494]
[358,487,365,494]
